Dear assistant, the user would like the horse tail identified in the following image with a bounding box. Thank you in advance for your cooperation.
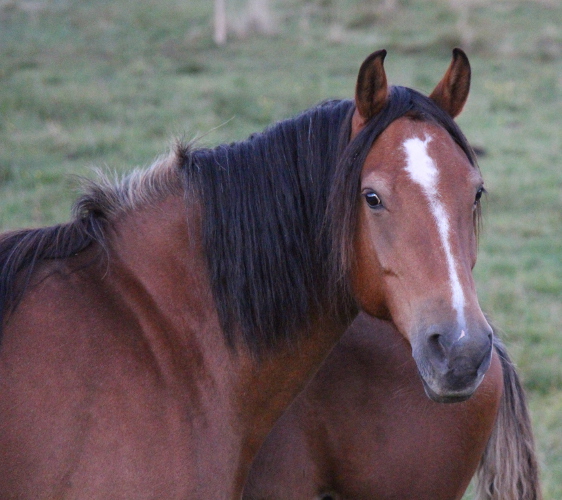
[474,336,542,500]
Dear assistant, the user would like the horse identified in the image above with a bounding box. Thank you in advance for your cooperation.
[0,48,494,498]
[244,313,542,500]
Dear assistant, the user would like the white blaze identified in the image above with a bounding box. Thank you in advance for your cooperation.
[403,136,466,328]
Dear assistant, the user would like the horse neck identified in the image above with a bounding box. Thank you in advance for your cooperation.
[105,193,350,495]
[231,315,349,493]
[106,194,226,367]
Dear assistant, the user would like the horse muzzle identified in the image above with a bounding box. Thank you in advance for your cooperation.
[412,323,493,403]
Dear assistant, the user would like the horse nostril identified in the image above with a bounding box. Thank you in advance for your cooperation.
[428,332,447,363]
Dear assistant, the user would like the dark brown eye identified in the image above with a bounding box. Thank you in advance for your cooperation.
[365,191,382,208]
[474,187,485,205]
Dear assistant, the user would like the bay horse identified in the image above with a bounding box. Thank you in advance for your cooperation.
[1,49,493,498]
[244,313,542,500]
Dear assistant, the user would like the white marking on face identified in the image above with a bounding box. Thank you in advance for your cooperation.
[403,136,466,329]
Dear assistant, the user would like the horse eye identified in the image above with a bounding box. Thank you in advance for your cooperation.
[474,187,485,204]
[365,192,382,208]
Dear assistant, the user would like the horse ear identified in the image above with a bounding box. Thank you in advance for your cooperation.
[352,49,388,137]
[429,48,471,118]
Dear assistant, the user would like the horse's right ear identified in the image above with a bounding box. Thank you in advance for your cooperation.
[352,49,388,138]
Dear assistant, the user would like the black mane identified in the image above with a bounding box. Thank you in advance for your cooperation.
[181,99,355,352]
[0,87,477,353]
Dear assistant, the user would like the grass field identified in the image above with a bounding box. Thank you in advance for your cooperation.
[1,0,561,496]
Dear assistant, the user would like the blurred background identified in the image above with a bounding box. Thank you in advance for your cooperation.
[1,0,561,496]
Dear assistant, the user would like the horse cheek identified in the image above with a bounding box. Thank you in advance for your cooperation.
[351,220,389,320]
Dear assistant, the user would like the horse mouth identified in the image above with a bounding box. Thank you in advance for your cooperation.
[419,376,476,404]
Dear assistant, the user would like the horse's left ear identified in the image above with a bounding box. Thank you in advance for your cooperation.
[429,48,471,118]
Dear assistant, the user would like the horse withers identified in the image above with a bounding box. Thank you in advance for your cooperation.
[1,49,494,498]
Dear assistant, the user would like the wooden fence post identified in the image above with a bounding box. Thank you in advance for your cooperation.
[214,0,227,46]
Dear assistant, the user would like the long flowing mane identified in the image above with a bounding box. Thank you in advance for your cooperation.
[181,99,355,351]
[0,87,478,353]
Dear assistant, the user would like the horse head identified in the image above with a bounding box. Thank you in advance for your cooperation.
[351,49,492,403]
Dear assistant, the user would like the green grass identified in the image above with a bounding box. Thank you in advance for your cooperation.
[1,0,561,496]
